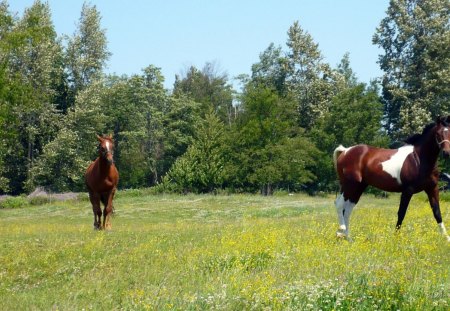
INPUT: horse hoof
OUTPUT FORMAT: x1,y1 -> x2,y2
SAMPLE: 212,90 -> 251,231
336,231 -> 347,239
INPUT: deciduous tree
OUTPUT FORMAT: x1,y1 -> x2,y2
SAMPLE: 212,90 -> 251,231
373,0 -> 450,139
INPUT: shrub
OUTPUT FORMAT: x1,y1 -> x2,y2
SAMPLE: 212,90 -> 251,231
0,196 -> 29,209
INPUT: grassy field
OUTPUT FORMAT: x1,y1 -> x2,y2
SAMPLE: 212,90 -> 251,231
0,191 -> 449,310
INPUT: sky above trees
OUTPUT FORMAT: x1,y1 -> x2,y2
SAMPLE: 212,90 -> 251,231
9,0 -> 389,89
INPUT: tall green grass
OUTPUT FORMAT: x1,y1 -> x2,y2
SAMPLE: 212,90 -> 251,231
0,192 -> 448,310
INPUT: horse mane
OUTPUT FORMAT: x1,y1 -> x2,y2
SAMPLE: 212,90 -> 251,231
404,122 -> 435,146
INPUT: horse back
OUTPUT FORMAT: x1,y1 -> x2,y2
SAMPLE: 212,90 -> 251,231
336,144 -> 405,192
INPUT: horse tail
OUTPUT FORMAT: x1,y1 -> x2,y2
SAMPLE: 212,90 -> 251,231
333,145 -> 347,170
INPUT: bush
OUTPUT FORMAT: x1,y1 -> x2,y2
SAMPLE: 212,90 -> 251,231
28,196 -> 51,206
0,196 -> 29,209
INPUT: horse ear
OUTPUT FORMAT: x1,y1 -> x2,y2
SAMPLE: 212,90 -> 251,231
437,116 -> 450,126
96,134 -> 103,142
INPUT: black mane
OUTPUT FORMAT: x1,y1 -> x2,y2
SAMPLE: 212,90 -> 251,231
404,122 -> 435,146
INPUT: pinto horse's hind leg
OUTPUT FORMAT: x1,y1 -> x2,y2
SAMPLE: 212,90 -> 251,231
335,194 -> 353,238
335,183 -> 366,239
89,191 -> 102,230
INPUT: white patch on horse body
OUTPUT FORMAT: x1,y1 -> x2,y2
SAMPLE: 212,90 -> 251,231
381,145 -> 414,185
105,141 -> 110,152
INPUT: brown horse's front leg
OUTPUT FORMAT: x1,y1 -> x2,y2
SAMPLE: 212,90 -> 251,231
103,188 -> 116,230
89,191 -> 102,230
425,186 -> 450,242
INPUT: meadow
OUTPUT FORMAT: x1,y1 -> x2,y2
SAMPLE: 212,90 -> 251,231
0,191 -> 449,310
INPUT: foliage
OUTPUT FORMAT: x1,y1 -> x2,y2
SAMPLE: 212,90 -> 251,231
373,0 -> 450,139
166,110 -> 226,193
66,2 -> 110,100
27,130 -> 89,192
0,196 -> 28,208
225,84 -> 319,194
1,2 -> 448,195
286,21 -> 347,130
173,62 -> 234,124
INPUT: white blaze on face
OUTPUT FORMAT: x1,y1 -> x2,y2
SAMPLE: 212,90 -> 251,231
105,141 -> 110,152
381,145 -> 414,185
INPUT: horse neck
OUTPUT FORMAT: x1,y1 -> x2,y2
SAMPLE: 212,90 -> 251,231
416,129 -> 440,168
97,156 -> 113,174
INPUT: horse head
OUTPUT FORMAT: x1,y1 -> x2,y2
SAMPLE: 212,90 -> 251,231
96,134 -> 115,165
436,116 -> 450,158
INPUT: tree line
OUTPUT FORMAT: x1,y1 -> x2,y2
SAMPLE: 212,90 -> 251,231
0,0 -> 448,195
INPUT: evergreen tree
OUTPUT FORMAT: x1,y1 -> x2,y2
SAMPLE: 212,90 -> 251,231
166,110 -> 226,193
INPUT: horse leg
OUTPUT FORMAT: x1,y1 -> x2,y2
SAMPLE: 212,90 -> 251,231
89,191 -> 102,230
335,193 -> 350,238
103,189 -> 116,230
396,190 -> 413,230
425,186 -> 450,242
100,193 -> 108,230
335,183 -> 366,239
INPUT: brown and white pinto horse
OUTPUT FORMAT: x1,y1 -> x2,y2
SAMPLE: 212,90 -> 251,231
85,135 -> 119,230
333,116 -> 450,241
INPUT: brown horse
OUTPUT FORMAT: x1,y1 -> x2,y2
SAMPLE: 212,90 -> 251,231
333,116 -> 450,241
85,134 -> 119,230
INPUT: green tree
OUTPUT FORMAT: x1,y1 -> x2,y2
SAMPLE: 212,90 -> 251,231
101,66 -> 168,188
227,84 -> 318,194
166,110 -> 226,193
173,62 -> 234,125
285,21 -> 346,130
251,43 -> 289,95
373,0 -> 450,139
66,2 -> 110,107
1,1 -> 63,193
337,52 -> 358,88
161,95 -> 201,177
28,80 -> 108,192
0,1 -> 15,192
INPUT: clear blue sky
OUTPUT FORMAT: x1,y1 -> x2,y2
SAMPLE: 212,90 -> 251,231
9,0 -> 390,90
